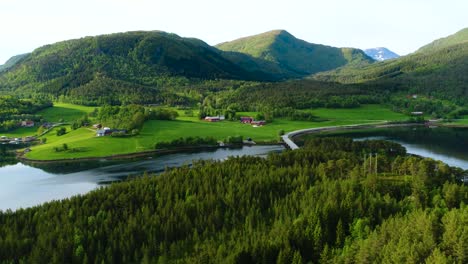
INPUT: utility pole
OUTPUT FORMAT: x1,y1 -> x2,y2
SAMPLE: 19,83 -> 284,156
375,153 -> 378,175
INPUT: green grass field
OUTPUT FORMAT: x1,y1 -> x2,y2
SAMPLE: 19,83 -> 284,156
24,104 -> 408,160
1,127 -> 38,138
1,103 -> 97,138
38,103 -> 97,122
310,105 -> 408,121
450,116 -> 468,125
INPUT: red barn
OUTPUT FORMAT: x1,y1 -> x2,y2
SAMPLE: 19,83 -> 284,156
240,117 -> 254,123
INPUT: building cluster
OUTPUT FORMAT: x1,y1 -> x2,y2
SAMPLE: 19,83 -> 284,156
203,115 -> 267,127
0,135 -> 36,145
240,117 -> 266,126
93,124 -> 127,137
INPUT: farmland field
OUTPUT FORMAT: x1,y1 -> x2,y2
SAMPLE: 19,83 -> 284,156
25,104 -> 408,160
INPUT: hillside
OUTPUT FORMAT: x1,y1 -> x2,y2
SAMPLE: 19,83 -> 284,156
417,27 -> 468,53
313,28 -> 468,105
0,53 -> 29,72
217,30 -> 374,76
0,31 -> 287,104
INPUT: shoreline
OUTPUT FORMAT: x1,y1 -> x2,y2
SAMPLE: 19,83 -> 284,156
18,143 -> 285,164
17,120 -> 465,164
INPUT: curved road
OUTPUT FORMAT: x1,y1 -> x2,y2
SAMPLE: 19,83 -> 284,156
281,122 -> 414,150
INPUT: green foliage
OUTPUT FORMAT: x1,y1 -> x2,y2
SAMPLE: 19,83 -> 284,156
0,31 -> 283,106
217,30 -> 374,76
218,80 -> 382,112
56,127 -> 66,136
97,105 -> 146,131
224,135 -> 243,144
155,136 -> 218,149
0,96 -> 51,132
146,107 -> 179,121
0,138 -> 466,263
417,27 -> 468,53
0,53 -> 28,72
313,34 -> 468,106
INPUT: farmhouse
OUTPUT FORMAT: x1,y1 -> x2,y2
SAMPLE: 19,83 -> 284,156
204,115 -> 225,122
411,112 -> 424,115
205,116 -> 220,122
96,129 -> 113,137
251,121 -> 266,126
20,120 -> 35,127
97,127 -> 111,137
96,128 -> 127,137
240,117 -> 254,123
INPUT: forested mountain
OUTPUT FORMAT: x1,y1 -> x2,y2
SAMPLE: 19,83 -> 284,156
313,28 -> 468,105
1,138 -> 466,263
217,30 -> 374,76
0,53 -> 28,72
0,31 -> 288,104
417,28 -> 468,53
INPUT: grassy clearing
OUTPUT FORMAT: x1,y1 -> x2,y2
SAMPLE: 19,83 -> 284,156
1,127 -> 38,138
25,104 -> 408,160
38,103 -> 97,122
450,116 -> 468,125
2,103 -> 97,138
309,105 -> 408,121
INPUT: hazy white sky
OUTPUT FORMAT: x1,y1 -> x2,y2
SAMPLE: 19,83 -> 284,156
0,0 -> 467,64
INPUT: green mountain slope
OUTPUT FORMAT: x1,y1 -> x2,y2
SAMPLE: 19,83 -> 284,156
417,28 -> 468,53
0,31 -> 284,100
313,28 -> 468,105
0,53 -> 29,72
217,30 -> 374,76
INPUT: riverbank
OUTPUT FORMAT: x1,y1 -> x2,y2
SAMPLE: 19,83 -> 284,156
18,143 -> 284,164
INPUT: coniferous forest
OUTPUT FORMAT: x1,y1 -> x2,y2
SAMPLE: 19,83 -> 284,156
0,138 -> 466,263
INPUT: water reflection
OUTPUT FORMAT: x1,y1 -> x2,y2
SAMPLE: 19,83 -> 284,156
307,126 -> 468,169
0,145 -> 284,211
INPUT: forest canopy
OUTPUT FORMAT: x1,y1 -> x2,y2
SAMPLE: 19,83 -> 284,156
0,137 -> 466,263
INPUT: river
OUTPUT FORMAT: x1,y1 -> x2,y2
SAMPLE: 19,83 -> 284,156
298,126 -> 468,170
0,145 -> 284,211
2,126 -> 467,211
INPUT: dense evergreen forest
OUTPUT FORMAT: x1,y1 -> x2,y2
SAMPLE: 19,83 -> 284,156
1,138 -> 466,263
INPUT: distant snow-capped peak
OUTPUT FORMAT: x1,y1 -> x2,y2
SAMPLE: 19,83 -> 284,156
364,47 -> 399,61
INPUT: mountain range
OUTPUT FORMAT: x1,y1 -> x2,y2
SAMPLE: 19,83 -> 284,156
1,27 -> 467,105
313,27 -> 468,103
364,47 -> 399,61
0,30 -> 371,96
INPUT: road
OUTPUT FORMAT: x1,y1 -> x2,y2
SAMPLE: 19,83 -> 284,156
280,122 -> 411,149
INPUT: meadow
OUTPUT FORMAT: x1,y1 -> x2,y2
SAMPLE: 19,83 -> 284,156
38,103 -> 97,122
24,104 -> 408,160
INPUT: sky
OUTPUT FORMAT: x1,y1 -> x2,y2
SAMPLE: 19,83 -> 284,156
0,0 -> 467,64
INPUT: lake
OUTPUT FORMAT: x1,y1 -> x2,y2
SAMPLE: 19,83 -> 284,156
2,126 -> 467,211
0,145 -> 284,211
298,126 -> 468,170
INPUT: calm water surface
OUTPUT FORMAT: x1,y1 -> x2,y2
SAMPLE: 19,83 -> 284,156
2,126 -> 467,211
0,145 -> 284,211
304,126 -> 468,169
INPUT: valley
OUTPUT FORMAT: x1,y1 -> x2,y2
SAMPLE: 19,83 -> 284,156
0,23 -> 467,263
8,103 -> 407,161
